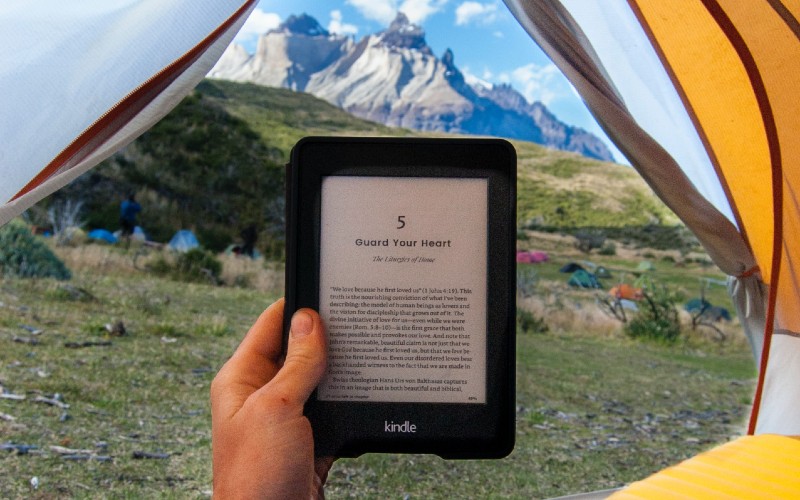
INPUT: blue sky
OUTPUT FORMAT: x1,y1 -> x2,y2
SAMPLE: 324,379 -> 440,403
233,0 -> 625,162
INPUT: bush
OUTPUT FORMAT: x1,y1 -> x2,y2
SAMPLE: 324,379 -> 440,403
574,229 -> 606,253
0,221 -> 71,280
175,249 -> 223,284
146,248 -> 222,285
517,308 -> 549,334
598,242 -> 617,256
624,283 -> 683,343
516,267 -> 540,298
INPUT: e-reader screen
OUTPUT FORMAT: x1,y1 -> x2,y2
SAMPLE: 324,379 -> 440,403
318,176 -> 488,404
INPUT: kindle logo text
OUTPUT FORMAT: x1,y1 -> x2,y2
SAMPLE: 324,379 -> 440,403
384,420 -> 417,433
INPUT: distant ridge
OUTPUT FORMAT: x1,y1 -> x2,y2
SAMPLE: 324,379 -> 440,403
210,13 -> 615,162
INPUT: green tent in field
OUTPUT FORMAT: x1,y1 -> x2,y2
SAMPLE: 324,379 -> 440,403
567,269 -> 601,289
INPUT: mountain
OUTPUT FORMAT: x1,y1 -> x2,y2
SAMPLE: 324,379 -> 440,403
209,13 -> 615,162
40,80 -> 674,257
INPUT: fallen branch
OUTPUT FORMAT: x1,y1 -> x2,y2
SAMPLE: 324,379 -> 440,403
64,340 -> 112,349
13,336 -> 39,345
132,451 -> 170,460
62,454 -> 112,462
33,395 -> 70,409
50,445 -> 94,455
1,443 -> 38,454
0,393 -> 25,401
18,324 -> 43,335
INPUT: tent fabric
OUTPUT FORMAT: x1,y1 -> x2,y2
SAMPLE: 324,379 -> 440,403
610,284 -> 643,301
559,262 -> 585,273
595,266 -> 612,279
516,250 -> 549,263
0,1 -> 257,227
503,0 -> 800,435
684,298 -> 712,314
609,434 -> 800,499
169,230 -> 200,252
568,269 -> 601,289
87,229 -> 118,244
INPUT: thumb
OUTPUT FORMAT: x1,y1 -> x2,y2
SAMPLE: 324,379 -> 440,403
267,308 -> 327,407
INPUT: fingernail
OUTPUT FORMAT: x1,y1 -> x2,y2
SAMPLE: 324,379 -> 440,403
291,311 -> 314,338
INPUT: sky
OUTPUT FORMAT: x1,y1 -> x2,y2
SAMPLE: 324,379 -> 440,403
233,0 -> 626,163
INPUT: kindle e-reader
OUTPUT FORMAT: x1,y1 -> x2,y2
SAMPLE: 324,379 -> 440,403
284,137 -> 516,459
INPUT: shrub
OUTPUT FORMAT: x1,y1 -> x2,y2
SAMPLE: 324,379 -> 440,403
516,267 -> 540,298
146,248 -> 223,285
598,242 -> 617,256
624,283 -> 683,343
574,229 -> 606,253
517,308 -> 549,334
175,249 -> 222,284
0,221 -> 71,280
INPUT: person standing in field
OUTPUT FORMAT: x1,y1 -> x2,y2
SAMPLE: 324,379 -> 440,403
119,193 -> 141,246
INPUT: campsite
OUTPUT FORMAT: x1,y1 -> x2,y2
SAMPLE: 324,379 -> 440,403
0,59 -> 763,500
0,91 -> 754,495
0,221 -> 755,497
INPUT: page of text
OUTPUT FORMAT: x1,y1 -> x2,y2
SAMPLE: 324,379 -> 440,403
318,176 -> 487,403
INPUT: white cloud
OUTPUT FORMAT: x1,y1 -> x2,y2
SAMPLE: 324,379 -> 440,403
328,10 -> 358,36
399,0 -> 448,24
508,63 -> 571,105
346,0 -> 447,25
234,8 -> 280,43
346,0 -> 397,24
455,1 -> 498,26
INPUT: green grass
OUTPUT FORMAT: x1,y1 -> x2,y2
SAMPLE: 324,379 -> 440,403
324,334 -> 753,498
0,249 -> 755,498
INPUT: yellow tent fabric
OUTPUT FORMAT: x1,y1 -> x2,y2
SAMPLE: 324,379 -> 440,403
609,434 -> 800,499
504,0 -> 800,436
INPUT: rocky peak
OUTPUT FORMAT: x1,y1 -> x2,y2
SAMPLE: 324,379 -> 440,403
278,14 -> 329,37
378,12 -> 431,53
477,83 -> 530,111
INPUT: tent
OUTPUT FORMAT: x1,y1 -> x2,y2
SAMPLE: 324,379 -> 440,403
516,250 -> 549,263
594,266 -> 612,279
568,269 -> 601,289
685,298 -> 713,314
87,229 -> 118,244
132,226 -> 148,242
705,306 -> 732,323
559,262 -> 585,273
0,1 -> 256,227
503,0 -> 798,437
168,230 -> 200,252
610,284 -> 643,301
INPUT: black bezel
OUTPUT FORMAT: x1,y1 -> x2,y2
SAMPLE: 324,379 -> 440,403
284,136 -> 516,459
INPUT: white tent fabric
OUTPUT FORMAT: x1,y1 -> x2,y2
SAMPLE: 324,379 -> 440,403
0,0 -> 256,226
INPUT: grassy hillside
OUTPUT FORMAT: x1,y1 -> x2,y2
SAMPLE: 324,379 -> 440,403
37,79 -> 689,254
196,79 -> 400,158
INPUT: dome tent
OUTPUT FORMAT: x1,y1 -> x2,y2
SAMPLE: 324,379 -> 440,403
168,230 -> 200,253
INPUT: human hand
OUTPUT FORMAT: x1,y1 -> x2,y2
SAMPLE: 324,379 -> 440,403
211,298 -> 334,499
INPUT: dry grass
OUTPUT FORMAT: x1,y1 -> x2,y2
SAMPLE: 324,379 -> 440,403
54,244 -> 283,294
